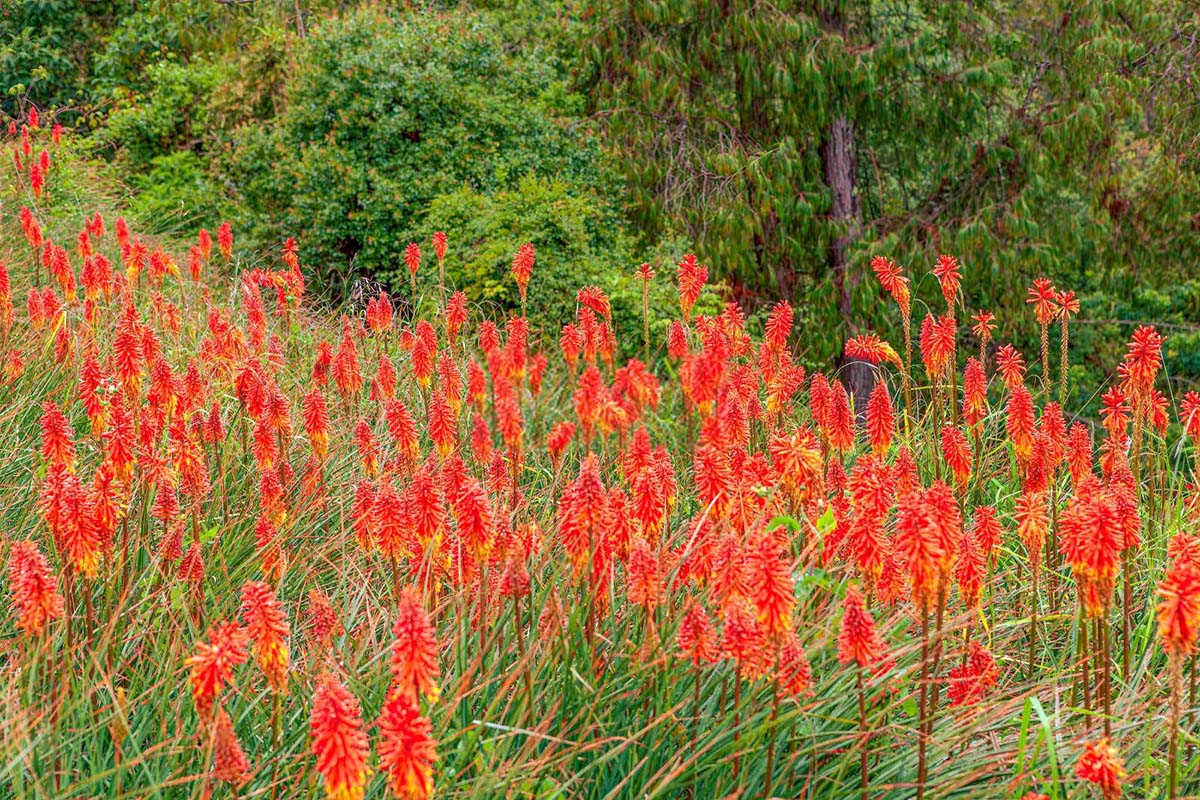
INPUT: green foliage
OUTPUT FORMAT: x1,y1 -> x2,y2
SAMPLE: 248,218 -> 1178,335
103,56 -> 230,165
228,7 -> 619,304
0,0 -> 127,115
125,150 -> 227,235
582,0 -> 1200,375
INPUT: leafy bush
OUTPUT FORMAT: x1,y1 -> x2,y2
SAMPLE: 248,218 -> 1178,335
0,0 -> 127,115
424,175 -> 719,358
125,150 -> 226,235
228,7 -> 618,302
103,57 -> 230,165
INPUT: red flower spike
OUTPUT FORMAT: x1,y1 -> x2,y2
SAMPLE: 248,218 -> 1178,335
7,540 -> 65,635
185,621 -> 249,714
837,584 -> 887,667
309,676 -> 370,800
389,586 -> 440,703
377,691 -> 437,800
240,581 -> 290,695
1075,738 -> 1124,800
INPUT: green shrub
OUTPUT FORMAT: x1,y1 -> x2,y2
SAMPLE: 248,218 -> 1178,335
126,150 -> 226,235
227,7 -> 617,302
103,57 -> 229,165
0,0 -> 127,116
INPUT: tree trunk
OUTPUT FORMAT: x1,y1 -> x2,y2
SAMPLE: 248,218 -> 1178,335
823,114 -> 874,417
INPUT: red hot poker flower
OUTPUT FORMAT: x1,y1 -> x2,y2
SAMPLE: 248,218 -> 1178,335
1075,737 -> 1124,800
390,586 -> 440,703
405,242 -> 421,280
870,256 -> 909,316
865,381 -> 894,456
185,621 -> 249,714
310,675 -> 370,800
217,221 -> 233,261
764,301 -> 792,352
676,253 -> 707,321
932,254 -> 961,309
377,691 -> 437,800
947,639 -> 998,707
7,540 -> 65,635
1026,278 -> 1058,326
240,581 -> 290,695
1158,558 -> 1200,657
837,584 -> 887,668
511,242 -> 534,304
970,310 -> 996,344
213,706 -> 251,786
677,601 -> 719,665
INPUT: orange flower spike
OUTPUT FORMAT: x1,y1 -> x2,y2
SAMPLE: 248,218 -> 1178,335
1005,383 -> 1036,462
1075,737 -> 1125,800
303,389 -> 330,462
940,425 -> 971,489
627,535 -> 662,612
870,255 -> 910,316
305,589 -> 342,655
427,390 -> 457,458
775,631 -> 813,697
511,242 -> 534,305
445,291 -> 468,346
389,586 -> 440,703
7,540 -> 65,635
954,521 -> 985,610
453,478 -> 494,560
947,639 -> 998,707
377,692 -> 438,800
837,584 -> 887,667
409,460 -> 447,546
353,420 -> 379,478
56,473 -> 102,578
240,581 -> 290,695
748,529 -> 795,638
78,354 -> 106,432
1158,558 -> 1200,657
971,310 -> 996,344
217,221 -> 233,262
557,453 -> 609,572
961,357 -> 988,427
895,490 -> 946,609
692,444 -> 733,518
185,621 -> 249,714
333,325 -> 363,397
676,253 -> 707,322
1099,386 -> 1130,442
765,300 -> 793,352
677,601 -> 719,665
932,254 -> 961,310
1014,491 -> 1049,568
768,427 -> 823,501
366,291 -> 394,334
1026,278 -> 1058,327
404,242 -> 421,282
1121,325 -> 1163,404
213,706 -> 252,786
721,597 -> 767,678
994,344 -> 1026,390
845,334 -> 901,368
40,400 -> 75,472
373,480 -> 412,561
864,381 -> 894,456
309,676 -> 371,800
826,379 -> 855,452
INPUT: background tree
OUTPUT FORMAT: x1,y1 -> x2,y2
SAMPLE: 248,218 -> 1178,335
582,1 -> 1200,403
